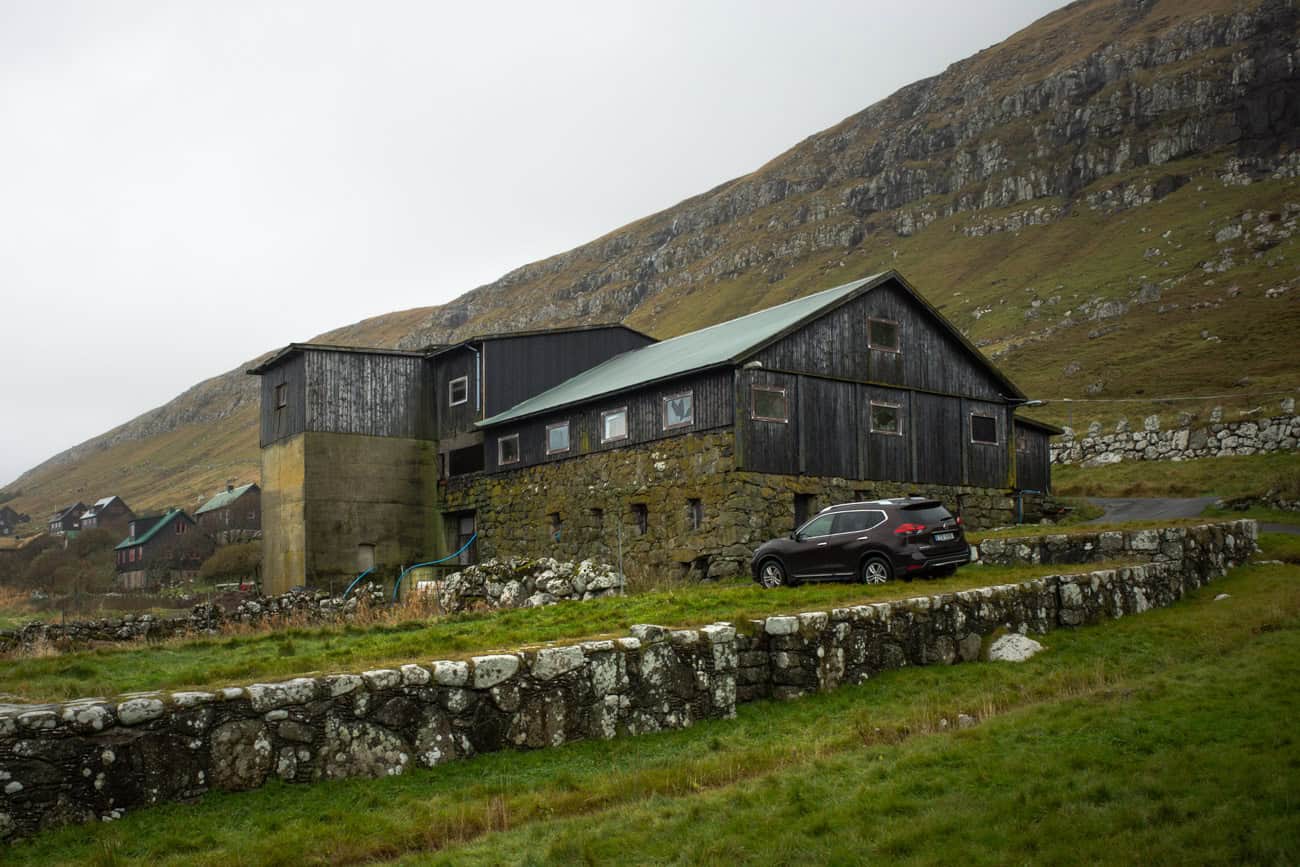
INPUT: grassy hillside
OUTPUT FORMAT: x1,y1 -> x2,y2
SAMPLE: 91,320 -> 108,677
2,0 -> 1297,522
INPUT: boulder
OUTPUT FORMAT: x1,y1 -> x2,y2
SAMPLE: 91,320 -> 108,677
988,633 -> 1044,662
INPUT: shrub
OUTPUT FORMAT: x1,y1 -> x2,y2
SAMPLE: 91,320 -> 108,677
198,541 -> 262,584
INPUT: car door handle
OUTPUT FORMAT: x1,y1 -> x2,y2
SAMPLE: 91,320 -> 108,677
817,542 -> 828,547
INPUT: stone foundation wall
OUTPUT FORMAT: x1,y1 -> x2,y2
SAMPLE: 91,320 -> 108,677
971,523 -> 1249,568
0,520 -> 1255,842
443,431 -> 1040,584
1051,406 -> 1300,467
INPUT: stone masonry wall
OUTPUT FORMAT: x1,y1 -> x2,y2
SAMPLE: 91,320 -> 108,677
443,431 -> 1040,584
1051,402 -> 1299,467
0,520 -> 1255,841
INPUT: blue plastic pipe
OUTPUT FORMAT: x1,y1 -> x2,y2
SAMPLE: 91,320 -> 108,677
392,533 -> 478,602
340,567 -> 374,601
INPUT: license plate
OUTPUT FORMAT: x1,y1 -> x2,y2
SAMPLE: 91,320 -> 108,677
933,532 -> 955,542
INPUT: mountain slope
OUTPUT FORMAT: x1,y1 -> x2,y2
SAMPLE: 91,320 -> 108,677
5,0 -> 1299,521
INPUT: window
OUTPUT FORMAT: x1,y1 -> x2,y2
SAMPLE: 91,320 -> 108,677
631,503 -> 648,535
870,402 -> 903,436
357,543 -> 375,571
548,513 -> 562,541
590,507 -> 604,523
868,317 -> 900,352
546,421 -> 570,455
662,391 -> 694,430
601,408 -> 628,443
448,376 -> 469,407
274,383 -> 288,409
971,413 -> 999,445
751,385 -> 788,423
454,512 -> 477,565
831,510 -> 887,535
1016,429 -> 1030,453
798,513 -> 834,538
688,498 -> 703,530
498,434 -> 520,465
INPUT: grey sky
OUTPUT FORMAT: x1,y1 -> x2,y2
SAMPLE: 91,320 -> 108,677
0,0 -> 1064,487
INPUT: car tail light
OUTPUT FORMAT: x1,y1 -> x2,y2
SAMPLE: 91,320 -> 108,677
955,516 -> 964,526
894,522 -> 926,536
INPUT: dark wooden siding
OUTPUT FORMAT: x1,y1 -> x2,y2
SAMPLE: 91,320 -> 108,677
483,328 -> 654,417
751,279 -> 1006,401
964,399 -> 1011,489
483,369 -> 734,472
799,377 -> 855,478
860,385 -> 911,481
259,353 -> 306,447
737,369 -> 800,475
1014,421 -> 1052,493
433,347 -> 480,439
912,392 -> 962,485
304,350 -> 432,440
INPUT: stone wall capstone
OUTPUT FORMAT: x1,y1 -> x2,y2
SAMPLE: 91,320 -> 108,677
0,520 -> 1255,842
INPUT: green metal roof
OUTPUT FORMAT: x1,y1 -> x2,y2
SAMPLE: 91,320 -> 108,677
195,483 -> 257,516
479,274 -> 885,427
115,509 -> 189,550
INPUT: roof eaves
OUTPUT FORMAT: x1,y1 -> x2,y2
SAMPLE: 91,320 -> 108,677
1015,415 -> 1065,435
115,509 -> 189,550
247,343 -> 426,375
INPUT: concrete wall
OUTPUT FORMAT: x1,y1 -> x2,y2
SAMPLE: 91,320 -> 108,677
443,431 -> 1041,583
0,520 -> 1256,842
262,432 -> 442,594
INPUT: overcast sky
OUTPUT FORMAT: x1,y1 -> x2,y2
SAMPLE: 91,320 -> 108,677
0,0 -> 1064,487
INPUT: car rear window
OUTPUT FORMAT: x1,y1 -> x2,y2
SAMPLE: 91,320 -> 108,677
903,506 -> 953,525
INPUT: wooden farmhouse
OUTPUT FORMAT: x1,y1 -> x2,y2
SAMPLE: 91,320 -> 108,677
250,271 -> 1058,593
114,509 -> 213,590
48,503 -> 86,536
195,483 -> 262,543
0,506 -> 29,537
78,496 -> 136,537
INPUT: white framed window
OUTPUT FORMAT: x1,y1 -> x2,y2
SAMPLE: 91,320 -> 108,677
662,391 -> 694,430
867,317 -> 901,352
601,407 -> 628,443
448,376 -> 469,407
971,413 -> 999,445
870,401 -> 903,436
546,421 -> 571,455
497,434 -> 520,465
751,385 -> 788,423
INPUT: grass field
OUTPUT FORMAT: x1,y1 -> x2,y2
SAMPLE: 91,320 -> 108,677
1053,451 -> 1300,499
8,537 -> 1296,865
0,560 -> 1107,703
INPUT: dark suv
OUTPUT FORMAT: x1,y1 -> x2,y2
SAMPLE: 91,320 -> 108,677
751,497 -> 970,588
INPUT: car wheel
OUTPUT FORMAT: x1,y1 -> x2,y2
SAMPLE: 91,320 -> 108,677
758,558 -> 788,589
860,554 -> 892,585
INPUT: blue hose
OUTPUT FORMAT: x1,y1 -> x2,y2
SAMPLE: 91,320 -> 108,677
392,533 -> 478,602
341,567 -> 374,601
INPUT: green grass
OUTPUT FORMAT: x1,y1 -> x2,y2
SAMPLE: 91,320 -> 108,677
1259,530 -> 1300,564
1055,451 -> 1300,500
1202,504 -> 1300,526
0,561 -> 1106,703
9,541 -> 1297,865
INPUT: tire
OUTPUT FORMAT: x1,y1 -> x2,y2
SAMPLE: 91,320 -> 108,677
860,554 -> 893,585
757,558 -> 788,589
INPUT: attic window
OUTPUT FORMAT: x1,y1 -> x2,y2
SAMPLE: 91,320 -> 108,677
601,408 -> 629,443
868,317 -> 900,352
870,401 -> 903,436
274,383 -> 288,409
546,421 -> 570,455
971,413 -> 999,445
662,391 -> 694,430
448,376 -> 469,407
751,385 -> 788,423
498,434 -> 520,465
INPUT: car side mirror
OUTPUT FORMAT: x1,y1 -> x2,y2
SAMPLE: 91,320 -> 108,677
793,532 -> 804,542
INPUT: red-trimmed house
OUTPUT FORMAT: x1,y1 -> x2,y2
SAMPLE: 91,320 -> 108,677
114,510 -> 214,590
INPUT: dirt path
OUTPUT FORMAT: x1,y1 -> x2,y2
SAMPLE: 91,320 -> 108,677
1087,497 -> 1300,535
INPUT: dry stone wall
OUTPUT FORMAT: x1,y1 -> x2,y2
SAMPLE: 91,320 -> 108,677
1051,403 -> 1299,467
443,431 -> 1039,584
0,520 -> 1255,842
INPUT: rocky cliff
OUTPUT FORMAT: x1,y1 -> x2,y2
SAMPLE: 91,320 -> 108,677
6,0 -> 1299,518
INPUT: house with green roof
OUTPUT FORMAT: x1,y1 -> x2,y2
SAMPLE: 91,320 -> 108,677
195,482 -> 261,543
250,270 -> 1057,592
114,509 -> 213,590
